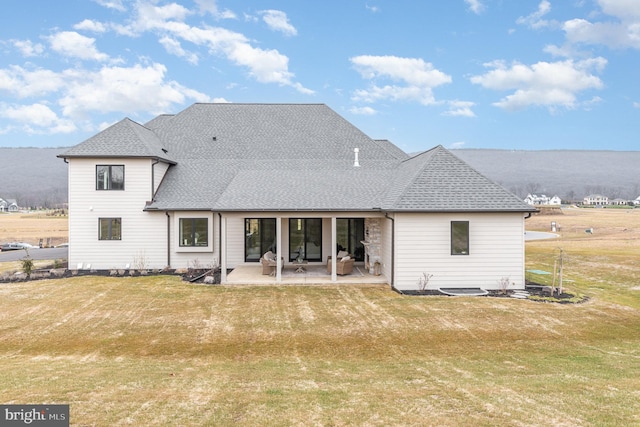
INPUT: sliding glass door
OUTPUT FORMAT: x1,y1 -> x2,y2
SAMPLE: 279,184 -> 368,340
289,218 -> 322,261
336,218 -> 365,261
245,218 -> 276,262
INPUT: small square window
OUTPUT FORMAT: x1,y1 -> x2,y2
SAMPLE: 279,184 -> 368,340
99,218 -> 121,240
451,221 -> 469,255
96,165 -> 124,190
179,218 -> 208,247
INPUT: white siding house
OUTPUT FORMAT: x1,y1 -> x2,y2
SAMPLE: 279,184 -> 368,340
392,212 -> 525,290
583,194 -> 609,206
60,103 -> 536,291
67,158 -> 171,270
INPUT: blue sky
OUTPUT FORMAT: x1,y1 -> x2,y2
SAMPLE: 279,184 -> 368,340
1,0 -> 639,152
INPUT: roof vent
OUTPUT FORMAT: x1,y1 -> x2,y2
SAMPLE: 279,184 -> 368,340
353,147 -> 360,167
212,136 -> 217,141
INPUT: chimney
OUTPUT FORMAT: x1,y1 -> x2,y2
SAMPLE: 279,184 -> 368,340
353,147 -> 360,167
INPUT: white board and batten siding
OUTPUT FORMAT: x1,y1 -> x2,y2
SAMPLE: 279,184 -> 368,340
68,158 -> 169,270
393,212 -> 526,291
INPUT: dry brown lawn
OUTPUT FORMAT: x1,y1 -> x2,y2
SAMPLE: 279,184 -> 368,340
0,212 -> 68,247
0,207 -> 639,426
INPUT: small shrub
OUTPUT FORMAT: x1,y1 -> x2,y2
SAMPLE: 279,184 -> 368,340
21,250 -> 34,279
497,276 -> 511,294
417,272 -> 434,293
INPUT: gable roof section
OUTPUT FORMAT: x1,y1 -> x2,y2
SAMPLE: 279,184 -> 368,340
58,118 -> 175,164
384,145 -> 535,212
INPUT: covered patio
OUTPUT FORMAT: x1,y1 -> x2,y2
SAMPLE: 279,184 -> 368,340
225,263 -> 388,285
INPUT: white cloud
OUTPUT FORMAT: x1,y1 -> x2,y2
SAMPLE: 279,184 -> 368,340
465,0 -> 485,15
470,58 -> 607,111
443,100 -> 476,117
260,10 -> 297,36
74,19 -> 107,33
563,17 -> 640,49
349,106 -> 377,115
59,63 -> 212,118
366,4 -> 380,13
159,36 -> 199,64
0,66 -> 64,98
47,31 -> 109,62
598,0 -> 640,20
550,0 -> 640,49
194,0 -> 236,19
0,103 -> 76,134
0,62 -> 212,134
516,0 -> 552,29
350,55 -> 451,105
12,39 -> 44,57
94,0 -> 127,12
449,141 -> 466,149
125,1 -> 311,93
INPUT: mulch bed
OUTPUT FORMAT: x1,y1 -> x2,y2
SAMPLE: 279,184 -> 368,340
397,283 -> 588,304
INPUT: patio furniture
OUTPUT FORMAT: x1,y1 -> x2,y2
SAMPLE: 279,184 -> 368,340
292,260 -> 308,273
260,251 -> 283,276
326,255 -> 355,275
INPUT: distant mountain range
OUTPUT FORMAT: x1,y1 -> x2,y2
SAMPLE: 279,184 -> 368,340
451,149 -> 640,201
1,147 -> 639,207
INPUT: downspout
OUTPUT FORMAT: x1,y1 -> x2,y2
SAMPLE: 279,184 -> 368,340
218,213 -> 222,270
166,211 -> 171,268
384,213 -> 395,290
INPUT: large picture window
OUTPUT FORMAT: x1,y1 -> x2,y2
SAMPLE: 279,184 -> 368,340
451,221 -> 469,255
179,218 -> 208,247
245,218 -> 276,262
336,218 -> 365,261
289,218 -> 322,262
96,165 -> 124,190
99,218 -> 121,240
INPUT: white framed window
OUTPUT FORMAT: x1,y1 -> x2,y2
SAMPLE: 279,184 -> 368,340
99,218 -> 121,240
96,165 -> 124,190
179,218 -> 209,247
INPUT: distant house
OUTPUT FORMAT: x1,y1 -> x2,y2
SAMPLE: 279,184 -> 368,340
0,198 -> 19,212
610,198 -> 629,206
583,194 -> 609,206
635,196 -> 640,206
58,103 -> 536,291
524,194 -> 561,206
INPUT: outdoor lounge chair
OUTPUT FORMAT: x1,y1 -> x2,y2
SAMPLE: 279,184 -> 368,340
260,251 -> 283,275
326,255 -> 355,275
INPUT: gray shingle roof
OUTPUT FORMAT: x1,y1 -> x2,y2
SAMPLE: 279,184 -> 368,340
58,118 -> 175,164
61,103 -> 534,213
385,146 -> 535,211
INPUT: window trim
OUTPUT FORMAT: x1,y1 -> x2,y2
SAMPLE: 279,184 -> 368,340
179,218 -> 209,247
98,218 -> 121,241
451,221 -> 469,255
96,165 -> 125,191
